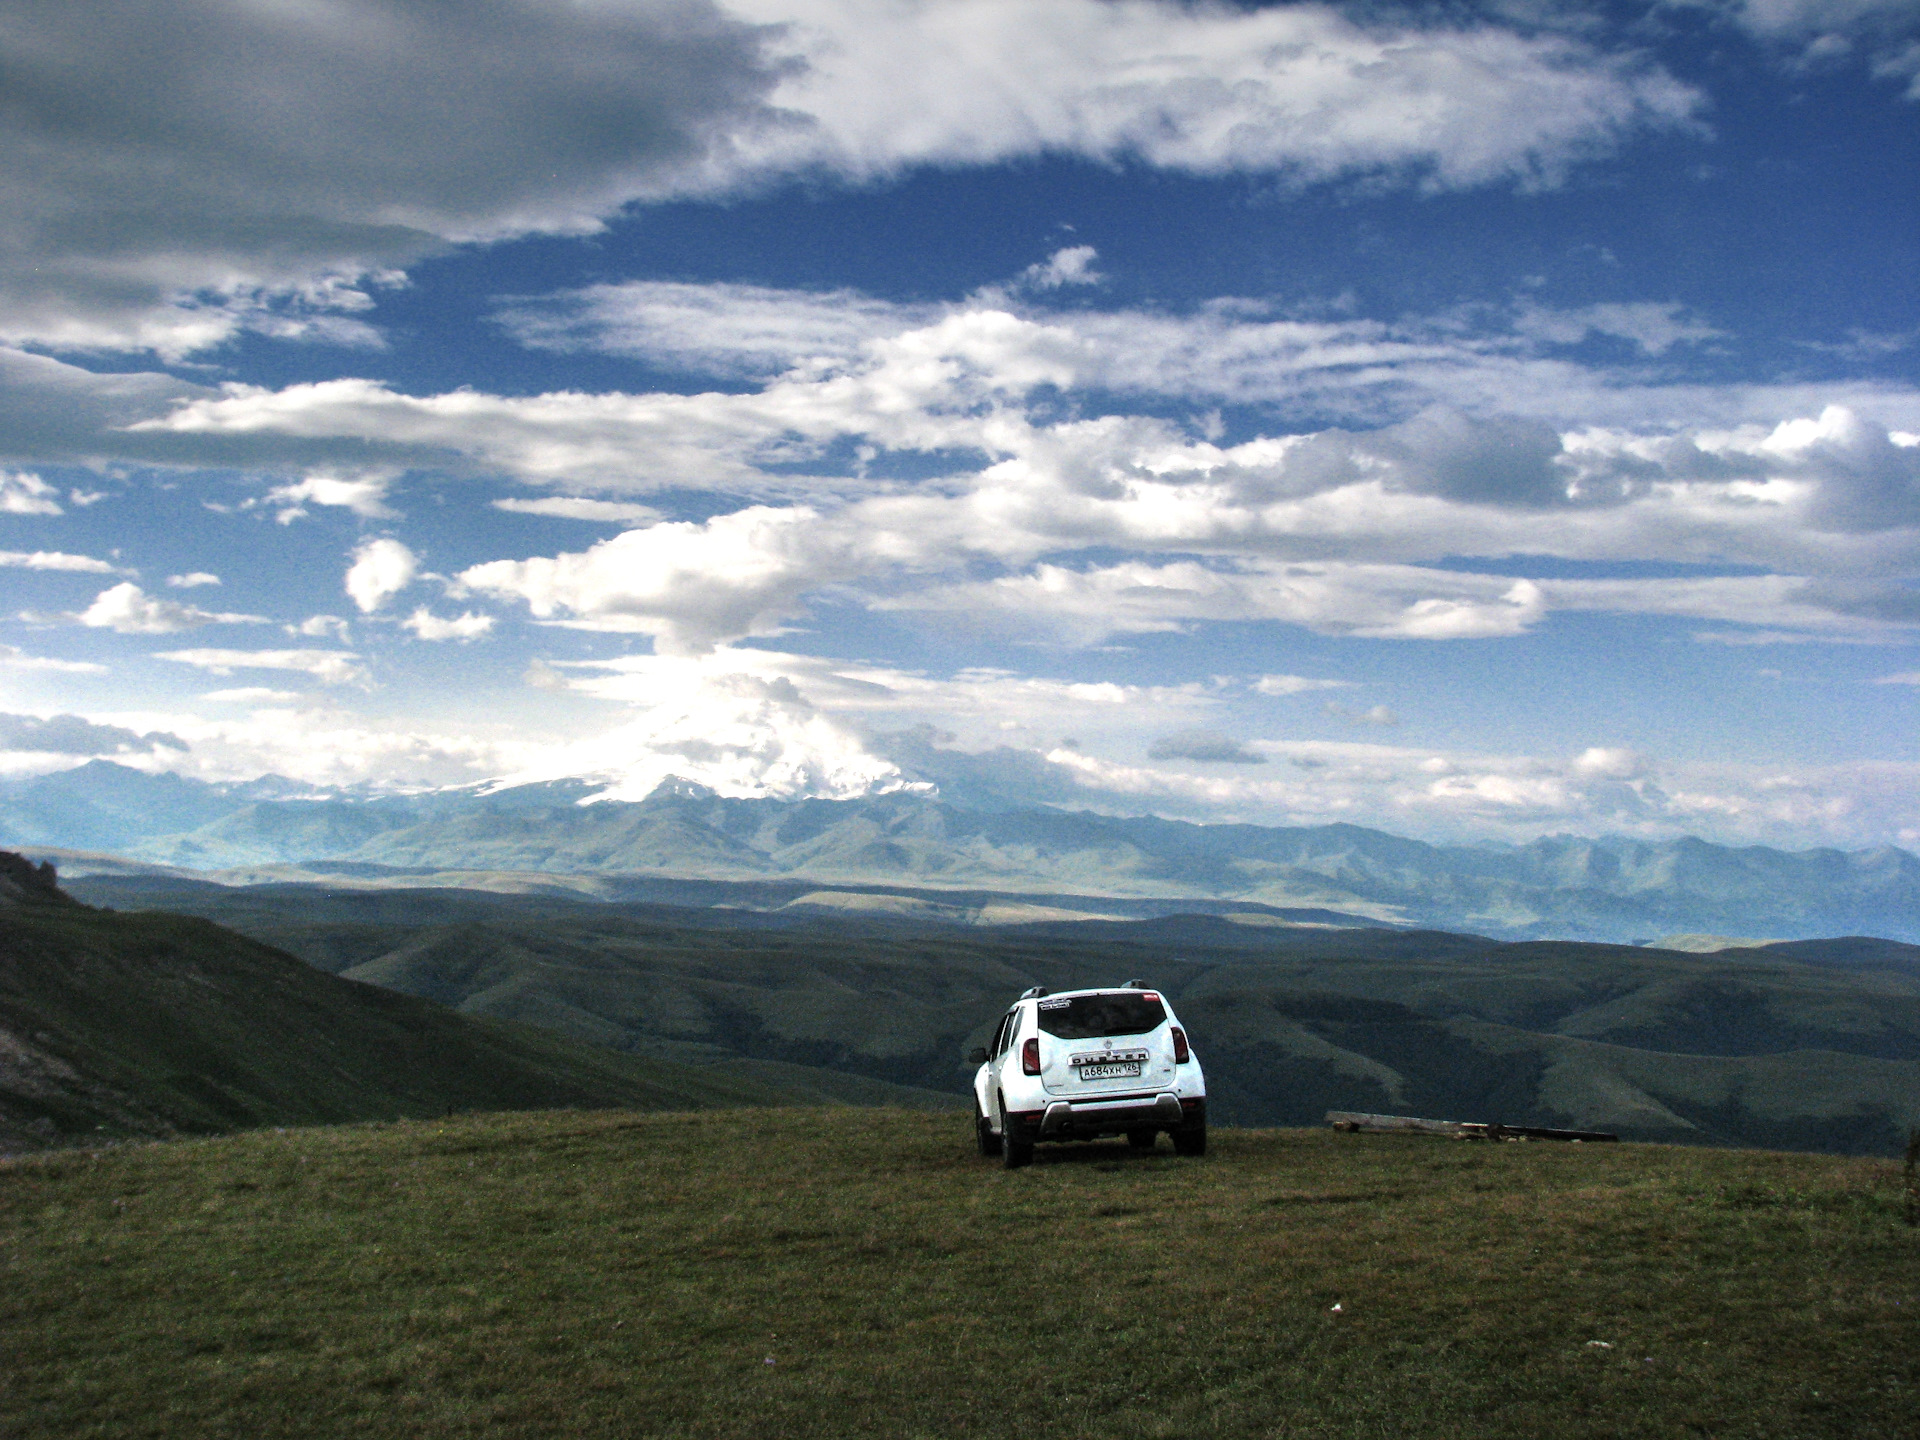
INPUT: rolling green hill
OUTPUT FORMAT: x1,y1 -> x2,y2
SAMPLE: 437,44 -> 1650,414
4,1107 -> 1916,1439
66,874 -> 1920,1154
0,874 -> 955,1155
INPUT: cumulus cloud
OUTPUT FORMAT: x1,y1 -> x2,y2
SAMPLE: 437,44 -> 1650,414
0,711 -> 185,756
1018,246 -> 1102,291
401,608 -> 496,642
258,473 -> 398,523
152,647 -> 370,686
287,615 -> 351,640
1147,729 -> 1266,764
166,572 -> 220,588
76,582 -> 263,635
0,470 -> 62,514
495,670 -> 923,803
460,507 -> 864,653
1573,746 -> 1653,780
146,294 -> 1920,652
344,538 -> 419,614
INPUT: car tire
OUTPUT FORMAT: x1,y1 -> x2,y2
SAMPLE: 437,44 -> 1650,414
1127,1128 -> 1157,1150
1172,1119 -> 1207,1156
976,1100 -> 1003,1157
998,1095 -> 1032,1170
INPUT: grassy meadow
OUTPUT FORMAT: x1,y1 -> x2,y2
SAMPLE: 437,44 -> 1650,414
4,1107 -> 1917,1439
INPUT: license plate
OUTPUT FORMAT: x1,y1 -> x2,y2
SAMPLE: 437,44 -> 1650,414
1076,1061 -> 1143,1080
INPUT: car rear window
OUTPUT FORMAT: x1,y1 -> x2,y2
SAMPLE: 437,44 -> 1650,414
1035,993 -> 1167,1039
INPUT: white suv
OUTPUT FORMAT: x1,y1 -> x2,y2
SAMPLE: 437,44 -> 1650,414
968,982 -> 1207,1169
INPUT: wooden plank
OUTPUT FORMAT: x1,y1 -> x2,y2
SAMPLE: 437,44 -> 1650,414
1326,1111 -> 1471,1136
1326,1111 -> 1617,1143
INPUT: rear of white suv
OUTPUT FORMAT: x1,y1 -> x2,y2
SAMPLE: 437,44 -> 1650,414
969,983 -> 1206,1169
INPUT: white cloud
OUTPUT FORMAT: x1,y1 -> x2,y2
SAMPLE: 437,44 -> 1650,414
1019,732 -> 1920,849
148,304 -> 1920,652
1018,246 -> 1102,291
152,648 -> 370,687
0,1 -> 1696,360
68,702 -> 520,789
1874,671 -> 1920,684
166,572 -> 220,588
727,0 -> 1698,190
1253,673 -> 1353,696
344,538 -> 419,614
401,608 -> 496,642
1,550 -> 124,574
553,647 -> 1225,750
494,669 -> 923,803
76,582 -> 263,635
201,687 -> 305,704
0,645 -> 106,674
461,507 -> 865,653
289,614 -> 351,640
497,280 -> 936,378
0,470 -> 62,514
492,497 -> 663,523
1512,301 -> 1722,354
1573,746 -> 1653,780
258,472 -> 398,523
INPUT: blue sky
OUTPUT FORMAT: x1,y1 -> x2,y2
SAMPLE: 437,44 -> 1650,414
1,0 -> 1917,850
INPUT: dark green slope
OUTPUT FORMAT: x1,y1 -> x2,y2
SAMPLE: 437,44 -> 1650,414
0,903 -> 816,1154
43,875 -> 1920,1153
307,903 -> 1920,1152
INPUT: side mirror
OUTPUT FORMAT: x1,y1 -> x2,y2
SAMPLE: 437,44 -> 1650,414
966,1047 -> 989,1065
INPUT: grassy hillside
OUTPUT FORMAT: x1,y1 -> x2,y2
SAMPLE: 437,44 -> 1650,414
62,879 -> 1920,1154
4,1108 -> 1917,1439
0,902 -> 951,1155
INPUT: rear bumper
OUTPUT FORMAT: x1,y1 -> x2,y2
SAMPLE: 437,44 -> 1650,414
1008,1093 -> 1206,1142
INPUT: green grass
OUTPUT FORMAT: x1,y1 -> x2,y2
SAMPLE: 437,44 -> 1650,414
4,1109 -> 1917,1439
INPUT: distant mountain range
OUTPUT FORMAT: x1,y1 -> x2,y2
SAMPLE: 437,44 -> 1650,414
5,760 -> 1917,944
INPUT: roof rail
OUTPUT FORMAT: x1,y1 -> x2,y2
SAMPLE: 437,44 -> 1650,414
1121,978 -> 1147,989
1019,985 -> 1049,1000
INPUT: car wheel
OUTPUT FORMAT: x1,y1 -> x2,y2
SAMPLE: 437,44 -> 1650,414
998,1095 -> 1033,1170
1172,1118 -> 1207,1157
1127,1128 -> 1157,1150
975,1099 -> 1003,1157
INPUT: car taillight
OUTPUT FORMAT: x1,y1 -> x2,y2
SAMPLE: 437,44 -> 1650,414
1171,1026 -> 1190,1063
1021,1037 -> 1041,1075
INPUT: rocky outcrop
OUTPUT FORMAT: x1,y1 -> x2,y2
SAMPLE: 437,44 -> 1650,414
0,852 -> 78,907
